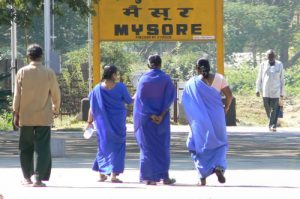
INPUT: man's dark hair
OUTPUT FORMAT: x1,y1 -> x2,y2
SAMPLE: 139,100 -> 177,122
266,49 -> 275,56
102,64 -> 118,80
27,44 -> 43,60
147,54 -> 162,69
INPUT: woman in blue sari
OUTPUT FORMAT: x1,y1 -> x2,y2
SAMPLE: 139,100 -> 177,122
87,64 -> 132,183
182,58 -> 232,186
133,55 -> 176,185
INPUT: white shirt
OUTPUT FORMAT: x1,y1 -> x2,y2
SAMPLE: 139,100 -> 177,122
256,60 -> 285,98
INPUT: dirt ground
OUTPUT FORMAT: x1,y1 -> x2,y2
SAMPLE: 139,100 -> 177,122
279,97 -> 300,127
235,95 -> 300,128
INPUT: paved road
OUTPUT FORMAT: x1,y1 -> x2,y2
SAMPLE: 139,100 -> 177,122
0,126 -> 299,199
1,126 -> 299,169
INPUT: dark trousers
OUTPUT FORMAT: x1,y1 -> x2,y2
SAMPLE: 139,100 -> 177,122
19,126 -> 52,181
263,97 -> 279,129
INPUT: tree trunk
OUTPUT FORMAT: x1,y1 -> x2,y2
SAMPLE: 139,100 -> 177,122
287,51 -> 300,68
252,47 -> 257,67
279,40 -> 289,68
138,42 -> 154,58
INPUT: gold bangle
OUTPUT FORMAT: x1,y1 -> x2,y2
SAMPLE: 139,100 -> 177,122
87,121 -> 93,124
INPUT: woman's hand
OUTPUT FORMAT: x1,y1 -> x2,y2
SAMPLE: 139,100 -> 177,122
13,113 -> 20,128
221,86 -> 233,114
150,115 -> 163,124
224,105 -> 230,114
84,122 -> 94,131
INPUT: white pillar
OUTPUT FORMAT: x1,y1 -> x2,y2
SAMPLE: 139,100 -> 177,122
44,0 -> 51,67
51,0 -> 56,46
10,9 -> 17,95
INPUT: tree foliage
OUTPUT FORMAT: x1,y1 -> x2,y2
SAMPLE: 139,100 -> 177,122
21,4 -> 90,53
225,0 -> 300,67
58,47 -> 89,114
0,0 -> 99,26
0,0 -> 99,51
225,2 -> 282,65
1,0 -> 300,67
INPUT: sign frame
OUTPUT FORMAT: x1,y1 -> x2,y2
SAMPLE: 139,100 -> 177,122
92,0 -> 224,85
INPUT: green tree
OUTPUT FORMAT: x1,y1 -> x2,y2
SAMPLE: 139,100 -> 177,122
0,0 -> 99,48
21,3 -> 90,53
225,2 -> 282,66
225,0 -> 300,67
100,42 -> 143,84
59,47 -> 89,114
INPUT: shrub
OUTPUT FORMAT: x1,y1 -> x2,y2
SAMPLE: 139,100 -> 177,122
225,64 -> 258,95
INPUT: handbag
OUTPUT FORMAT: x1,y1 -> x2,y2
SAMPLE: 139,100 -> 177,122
277,106 -> 283,118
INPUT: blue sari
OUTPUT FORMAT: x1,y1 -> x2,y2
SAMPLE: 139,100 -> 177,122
133,69 -> 176,182
89,82 -> 132,175
181,76 -> 228,179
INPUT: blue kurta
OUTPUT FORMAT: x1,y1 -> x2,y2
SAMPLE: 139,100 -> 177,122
89,82 -> 132,175
133,69 -> 176,182
181,76 -> 228,179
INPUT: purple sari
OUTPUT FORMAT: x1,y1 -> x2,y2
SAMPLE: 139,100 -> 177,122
133,69 -> 176,182
89,82 -> 132,175
181,76 -> 228,178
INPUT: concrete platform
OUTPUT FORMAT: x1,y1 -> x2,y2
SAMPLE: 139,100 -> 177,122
0,168 -> 299,199
0,125 -> 300,199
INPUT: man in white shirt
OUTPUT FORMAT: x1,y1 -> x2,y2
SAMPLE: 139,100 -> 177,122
256,49 -> 285,132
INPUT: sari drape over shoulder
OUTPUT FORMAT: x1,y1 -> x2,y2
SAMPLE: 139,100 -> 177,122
182,76 -> 228,178
89,83 -> 132,175
133,69 -> 176,181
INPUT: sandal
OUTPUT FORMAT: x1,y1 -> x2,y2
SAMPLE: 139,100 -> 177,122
111,178 -> 123,183
32,181 -> 46,187
214,167 -> 226,183
21,178 -> 33,186
98,174 -> 108,182
197,178 -> 206,186
145,180 -> 157,185
163,178 -> 176,185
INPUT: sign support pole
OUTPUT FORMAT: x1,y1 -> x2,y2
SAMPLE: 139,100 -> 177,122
216,0 -> 224,75
92,3 -> 101,86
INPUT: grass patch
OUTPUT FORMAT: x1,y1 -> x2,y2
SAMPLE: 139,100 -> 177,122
234,94 -> 268,126
0,112 -> 13,131
53,115 -> 86,131
1,96 -> 299,131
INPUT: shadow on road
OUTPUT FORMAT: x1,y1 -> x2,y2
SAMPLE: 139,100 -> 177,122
1,129 -> 300,169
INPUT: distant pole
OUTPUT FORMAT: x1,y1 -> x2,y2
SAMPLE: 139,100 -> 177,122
10,7 -> 17,95
44,0 -> 51,67
51,0 -> 56,47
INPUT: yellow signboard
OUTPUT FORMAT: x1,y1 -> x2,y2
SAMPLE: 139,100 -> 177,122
97,0 -> 217,41
92,0 -> 224,85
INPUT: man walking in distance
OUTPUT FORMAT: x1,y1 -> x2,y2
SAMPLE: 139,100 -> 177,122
13,44 -> 61,187
256,49 -> 285,132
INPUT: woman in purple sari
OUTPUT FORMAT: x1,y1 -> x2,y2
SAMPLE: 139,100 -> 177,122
182,58 -> 232,186
133,55 -> 176,185
86,64 -> 132,183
